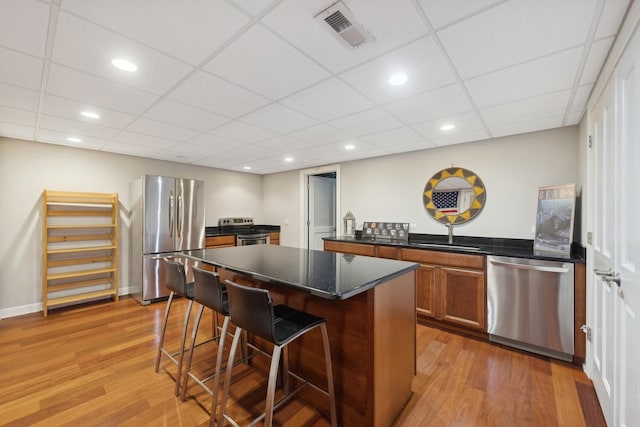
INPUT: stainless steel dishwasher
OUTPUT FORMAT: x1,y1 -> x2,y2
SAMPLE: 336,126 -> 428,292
487,256 -> 575,361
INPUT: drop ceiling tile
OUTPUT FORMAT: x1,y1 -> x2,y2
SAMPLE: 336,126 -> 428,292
144,99 -> 229,133
323,138 -> 381,155
0,82 -> 40,111
384,84 -> 473,125
38,129 -> 108,150
204,24 -> 330,100
46,64 -> 159,114
289,124 -> 352,144
61,0 -> 251,65
185,133 -> 248,151
53,12 -> 193,95
481,90 -> 571,129
211,144 -> 280,163
256,135 -> 312,152
99,141 -> 158,157
0,122 -> 34,140
168,71 -> 270,118
580,37 -> 615,85
0,0 -> 49,57
114,130 -> 177,150
280,78 -> 374,122
328,108 -> 403,137
262,0 -> 428,73
240,103 -> 318,134
431,129 -> 490,146
417,0 -> 505,29
438,0 -> 597,79
571,84 -> 594,112
43,95 -> 136,129
0,105 -> 36,127
465,47 -> 582,108
360,126 -> 424,148
412,111 -> 485,139
39,114 -> 120,140
209,120 -> 275,143
229,0 -> 276,16
595,0 -> 631,39
386,139 -> 437,154
340,37 -> 456,104
566,111 -> 585,125
125,117 -> 200,142
0,46 -> 43,90
152,142 -> 221,164
291,145 -> 341,162
490,115 -> 564,138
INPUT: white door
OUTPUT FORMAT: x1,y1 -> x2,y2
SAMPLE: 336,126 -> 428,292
612,29 -> 640,427
307,175 -> 336,250
589,24 -> 640,427
589,80 -> 617,426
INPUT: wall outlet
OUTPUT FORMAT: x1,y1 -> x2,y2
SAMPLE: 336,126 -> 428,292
284,218 -> 289,225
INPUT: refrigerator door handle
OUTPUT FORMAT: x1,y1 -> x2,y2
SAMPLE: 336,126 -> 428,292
169,191 -> 174,238
177,191 -> 183,238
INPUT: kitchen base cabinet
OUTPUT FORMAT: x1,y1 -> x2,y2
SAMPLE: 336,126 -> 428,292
439,267 -> 485,330
205,234 -> 235,248
323,240 -> 376,256
416,265 -> 437,319
269,231 -> 280,245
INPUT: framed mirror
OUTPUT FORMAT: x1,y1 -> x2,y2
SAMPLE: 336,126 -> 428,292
423,167 -> 486,225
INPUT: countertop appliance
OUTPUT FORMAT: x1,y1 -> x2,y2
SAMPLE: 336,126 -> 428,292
487,255 -> 575,361
219,217 -> 269,245
130,175 -> 205,304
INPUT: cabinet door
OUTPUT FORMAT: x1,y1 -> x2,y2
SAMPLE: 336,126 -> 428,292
323,241 -> 375,256
416,264 -> 437,320
439,267 -> 485,330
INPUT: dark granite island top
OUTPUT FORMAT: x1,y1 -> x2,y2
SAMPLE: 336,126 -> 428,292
183,245 -> 418,299
182,244 -> 418,427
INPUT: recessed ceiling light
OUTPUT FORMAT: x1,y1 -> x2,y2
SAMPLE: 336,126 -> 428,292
284,157 -> 293,162
440,124 -> 455,131
345,144 -> 355,150
67,137 -> 82,143
80,111 -> 100,119
111,58 -> 138,72
243,166 -> 252,170
388,73 -> 408,86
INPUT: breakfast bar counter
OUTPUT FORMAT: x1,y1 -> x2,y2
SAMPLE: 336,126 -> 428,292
183,245 -> 418,427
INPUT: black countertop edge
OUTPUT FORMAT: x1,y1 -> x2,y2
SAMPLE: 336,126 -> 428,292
325,233 -> 586,264
206,225 -> 281,236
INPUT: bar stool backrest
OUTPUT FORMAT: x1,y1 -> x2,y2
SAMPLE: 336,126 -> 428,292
224,280 -> 275,343
163,258 -> 188,295
192,267 -> 228,315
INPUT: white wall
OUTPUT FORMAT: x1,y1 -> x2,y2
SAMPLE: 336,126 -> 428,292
264,126 -> 580,244
0,137 -> 262,316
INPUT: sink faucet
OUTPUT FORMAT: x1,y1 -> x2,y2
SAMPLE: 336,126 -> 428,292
446,223 -> 454,244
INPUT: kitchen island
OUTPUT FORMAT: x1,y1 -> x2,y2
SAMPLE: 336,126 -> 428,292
183,245 -> 418,427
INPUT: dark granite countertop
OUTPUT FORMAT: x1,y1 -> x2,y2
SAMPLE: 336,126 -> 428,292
205,225 -> 280,237
324,233 -> 586,264
182,245 -> 418,300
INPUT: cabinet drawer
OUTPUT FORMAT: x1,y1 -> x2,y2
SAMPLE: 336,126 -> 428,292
376,245 -> 398,259
205,235 -> 236,248
324,241 -> 376,256
400,248 -> 484,270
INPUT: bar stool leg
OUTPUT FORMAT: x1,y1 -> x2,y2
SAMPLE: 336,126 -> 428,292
321,324 -> 337,427
181,303 -> 205,401
218,326 -> 243,427
208,315 -> 229,427
174,299 -> 194,396
264,345 -> 283,427
155,291 -> 175,373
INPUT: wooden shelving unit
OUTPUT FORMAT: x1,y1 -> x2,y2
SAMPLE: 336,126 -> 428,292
42,190 -> 119,316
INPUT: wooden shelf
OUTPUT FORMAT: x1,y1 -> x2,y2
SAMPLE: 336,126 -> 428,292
42,190 -> 119,316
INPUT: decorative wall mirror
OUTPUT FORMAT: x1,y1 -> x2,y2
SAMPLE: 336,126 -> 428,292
423,167 -> 486,225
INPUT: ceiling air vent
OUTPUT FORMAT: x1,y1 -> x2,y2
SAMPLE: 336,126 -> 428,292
314,1 -> 373,49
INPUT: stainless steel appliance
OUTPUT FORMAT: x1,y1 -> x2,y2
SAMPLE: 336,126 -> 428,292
487,255 -> 575,361
219,217 -> 269,245
130,175 -> 205,304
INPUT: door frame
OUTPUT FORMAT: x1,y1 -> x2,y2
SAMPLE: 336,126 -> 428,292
299,164 -> 341,249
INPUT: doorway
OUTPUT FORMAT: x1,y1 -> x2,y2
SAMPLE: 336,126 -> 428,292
300,165 -> 340,250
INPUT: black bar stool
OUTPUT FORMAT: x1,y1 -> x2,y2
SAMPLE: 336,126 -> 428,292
155,258 -> 195,396
181,267 -> 232,421
218,279 -> 338,427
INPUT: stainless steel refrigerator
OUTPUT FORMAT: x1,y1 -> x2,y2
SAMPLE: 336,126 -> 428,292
129,175 -> 205,304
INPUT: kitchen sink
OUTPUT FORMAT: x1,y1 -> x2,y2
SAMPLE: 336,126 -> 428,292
411,243 -> 482,251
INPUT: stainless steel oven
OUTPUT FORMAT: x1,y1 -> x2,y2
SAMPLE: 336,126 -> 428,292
219,217 -> 270,246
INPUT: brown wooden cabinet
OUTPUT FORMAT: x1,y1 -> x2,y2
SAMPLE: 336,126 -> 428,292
205,234 -> 235,248
323,240 -> 376,256
399,248 -> 486,335
269,231 -> 280,245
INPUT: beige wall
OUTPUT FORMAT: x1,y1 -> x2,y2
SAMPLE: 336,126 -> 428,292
0,137 -> 263,316
264,126 -> 580,244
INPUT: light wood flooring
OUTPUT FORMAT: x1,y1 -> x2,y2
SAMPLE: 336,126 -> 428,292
0,296 -> 605,426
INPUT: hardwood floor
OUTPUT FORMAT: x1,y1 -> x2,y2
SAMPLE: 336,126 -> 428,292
0,296 -> 605,426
